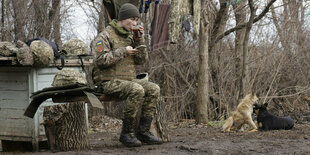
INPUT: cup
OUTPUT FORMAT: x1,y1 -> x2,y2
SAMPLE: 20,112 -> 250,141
132,26 -> 142,39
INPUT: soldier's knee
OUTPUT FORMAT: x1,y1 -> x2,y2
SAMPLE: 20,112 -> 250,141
149,84 -> 160,97
130,83 -> 145,97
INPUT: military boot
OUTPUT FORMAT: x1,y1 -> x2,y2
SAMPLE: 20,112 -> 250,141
119,117 -> 142,147
136,117 -> 163,145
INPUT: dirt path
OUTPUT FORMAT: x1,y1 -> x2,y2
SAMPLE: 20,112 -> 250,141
2,120 -> 310,155
83,122 -> 310,155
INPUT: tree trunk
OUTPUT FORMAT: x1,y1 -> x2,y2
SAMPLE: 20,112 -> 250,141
97,2 -> 105,33
33,0 -> 49,38
1,0 -> 4,40
196,0 -> 209,124
12,0 -> 27,41
271,0 -> 305,54
233,0 -> 247,105
52,0 -> 62,46
209,0 -> 229,94
241,0 -> 255,94
1,0 -> 9,41
208,0 -> 229,119
43,102 -> 89,152
151,97 -> 170,142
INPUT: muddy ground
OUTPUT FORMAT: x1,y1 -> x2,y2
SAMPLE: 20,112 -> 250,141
1,118 -> 310,155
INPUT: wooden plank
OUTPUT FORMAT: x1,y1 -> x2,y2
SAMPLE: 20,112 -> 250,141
0,135 -> 32,142
0,56 -> 93,66
0,95 -> 29,109
0,67 -> 31,72
0,71 -> 28,81
0,108 -> 33,138
0,57 -> 17,65
0,67 -> 32,140
0,108 -> 29,119
0,57 -> 15,61
53,58 -> 93,66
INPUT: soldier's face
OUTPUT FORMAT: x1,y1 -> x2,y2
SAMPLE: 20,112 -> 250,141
120,17 -> 138,31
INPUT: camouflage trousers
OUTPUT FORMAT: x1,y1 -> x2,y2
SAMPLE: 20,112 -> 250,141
102,79 -> 160,119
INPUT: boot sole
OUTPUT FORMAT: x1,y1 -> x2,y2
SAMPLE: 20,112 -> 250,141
120,140 -> 142,147
143,141 -> 163,145
122,143 -> 142,147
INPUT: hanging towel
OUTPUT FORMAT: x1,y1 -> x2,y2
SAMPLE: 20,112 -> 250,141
150,4 -> 170,51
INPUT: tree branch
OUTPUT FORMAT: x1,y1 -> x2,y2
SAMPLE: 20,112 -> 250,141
214,0 -> 277,44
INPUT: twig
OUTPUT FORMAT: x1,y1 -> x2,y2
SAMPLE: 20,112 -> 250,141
262,54 -> 285,103
262,87 -> 310,99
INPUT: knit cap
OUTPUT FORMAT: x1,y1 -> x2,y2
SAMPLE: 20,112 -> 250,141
118,3 -> 139,21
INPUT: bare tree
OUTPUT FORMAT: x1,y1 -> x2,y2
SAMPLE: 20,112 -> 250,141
196,0 -> 209,124
12,0 -> 27,41
51,0 -> 62,46
1,0 -> 5,41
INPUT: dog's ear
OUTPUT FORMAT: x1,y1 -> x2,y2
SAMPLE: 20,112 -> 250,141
263,102 -> 268,107
253,103 -> 259,108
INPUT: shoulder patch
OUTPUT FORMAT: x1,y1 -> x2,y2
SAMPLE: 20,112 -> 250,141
96,41 -> 102,45
96,41 -> 103,53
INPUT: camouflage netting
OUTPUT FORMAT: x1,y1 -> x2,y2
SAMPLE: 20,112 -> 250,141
52,68 -> 87,87
0,42 -> 19,56
30,40 -> 54,67
61,38 -> 89,56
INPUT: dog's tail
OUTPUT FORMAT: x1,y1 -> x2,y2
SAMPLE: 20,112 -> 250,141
222,116 -> 233,132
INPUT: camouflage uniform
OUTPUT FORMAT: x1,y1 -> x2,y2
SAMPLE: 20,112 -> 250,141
91,19 -> 159,119
92,3 -> 162,146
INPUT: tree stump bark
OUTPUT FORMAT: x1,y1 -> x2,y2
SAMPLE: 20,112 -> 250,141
152,97 -> 170,142
43,102 -> 89,152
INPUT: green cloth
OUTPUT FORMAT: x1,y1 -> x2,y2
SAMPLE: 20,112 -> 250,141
109,19 -> 130,36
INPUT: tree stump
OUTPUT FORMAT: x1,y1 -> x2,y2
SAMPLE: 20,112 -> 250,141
152,97 -> 170,142
43,102 -> 89,152
135,97 -> 170,142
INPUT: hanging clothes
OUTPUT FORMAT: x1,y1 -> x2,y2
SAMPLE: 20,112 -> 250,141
150,4 -> 170,51
139,0 -> 160,13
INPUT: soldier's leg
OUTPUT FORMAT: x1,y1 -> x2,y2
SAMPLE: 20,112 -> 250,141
132,79 -> 162,144
103,79 -> 145,118
102,79 -> 145,147
132,79 -> 159,118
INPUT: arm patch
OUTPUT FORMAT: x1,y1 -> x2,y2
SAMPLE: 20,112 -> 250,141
96,41 -> 103,54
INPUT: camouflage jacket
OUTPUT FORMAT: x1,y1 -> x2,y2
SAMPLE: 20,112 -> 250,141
91,20 -> 147,84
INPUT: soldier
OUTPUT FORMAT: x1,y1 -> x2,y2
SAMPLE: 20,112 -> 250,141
91,3 -> 162,147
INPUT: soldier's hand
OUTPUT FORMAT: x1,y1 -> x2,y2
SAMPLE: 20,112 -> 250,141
126,46 -> 139,55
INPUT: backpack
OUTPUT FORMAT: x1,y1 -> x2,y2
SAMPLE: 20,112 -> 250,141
26,38 -> 65,70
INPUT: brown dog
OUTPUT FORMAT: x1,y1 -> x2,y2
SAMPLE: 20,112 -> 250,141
222,93 -> 258,132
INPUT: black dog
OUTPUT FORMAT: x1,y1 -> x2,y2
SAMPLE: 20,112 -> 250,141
253,103 -> 294,131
